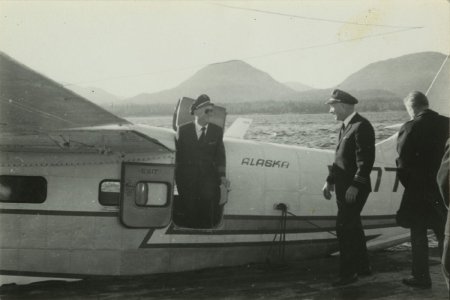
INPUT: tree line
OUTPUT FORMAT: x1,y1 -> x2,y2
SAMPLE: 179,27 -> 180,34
106,97 -> 404,117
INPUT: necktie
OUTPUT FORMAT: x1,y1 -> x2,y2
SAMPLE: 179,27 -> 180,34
339,123 -> 345,141
199,126 -> 206,143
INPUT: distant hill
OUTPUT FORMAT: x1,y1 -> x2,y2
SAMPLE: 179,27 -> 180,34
125,60 -> 297,104
339,52 -> 447,97
66,85 -> 123,106
283,81 -> 313,92
111,51 -> 448,116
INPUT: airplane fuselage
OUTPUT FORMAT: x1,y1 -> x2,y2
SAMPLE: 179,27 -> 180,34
0,125 -> 407,281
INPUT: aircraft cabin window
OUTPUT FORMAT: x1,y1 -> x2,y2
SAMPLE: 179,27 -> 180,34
0,175 -> 47,203
135,182 -> 168,207
99,180 -> 120,206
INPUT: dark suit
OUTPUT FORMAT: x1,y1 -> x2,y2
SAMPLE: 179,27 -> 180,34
396,109 -> 449,282
438,139 -> 449,292
326,113 -> 375,278
175,122 -> 226,228
437,139 -> 450,208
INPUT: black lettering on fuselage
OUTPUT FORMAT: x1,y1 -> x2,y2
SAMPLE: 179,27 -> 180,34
241,157 -> 289,169
241,158 -> 250,165
256,159 -> 265,167
326,165 -> 400,192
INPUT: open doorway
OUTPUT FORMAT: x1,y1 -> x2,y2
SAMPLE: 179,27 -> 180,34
172,97 -> 228,229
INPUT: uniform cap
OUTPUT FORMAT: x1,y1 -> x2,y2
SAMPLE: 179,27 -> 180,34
190,94 -> 214,114
326,89 -> 358,105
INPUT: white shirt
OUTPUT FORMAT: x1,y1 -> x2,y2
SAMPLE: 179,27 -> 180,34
343,111 -> 356,129
195,120 -> 208,139
175,121 -> 209,140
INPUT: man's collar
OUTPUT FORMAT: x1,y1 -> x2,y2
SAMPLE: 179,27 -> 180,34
343,111 -> 356,128
195,120 -> 208,131
414,108 -> 434,119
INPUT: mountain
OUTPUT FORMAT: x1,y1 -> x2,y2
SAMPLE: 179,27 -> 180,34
125,60 -> 297,104
339,52 -> 447,97
114,51 -> 448,116
283,81 -> 313,92
66,85 -> 123,106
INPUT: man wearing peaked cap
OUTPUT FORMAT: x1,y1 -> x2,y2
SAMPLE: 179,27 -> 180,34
326,89 -> 359,105
322,89 -> 375,286
190,94 -> 212,114
175,94 -> 228,229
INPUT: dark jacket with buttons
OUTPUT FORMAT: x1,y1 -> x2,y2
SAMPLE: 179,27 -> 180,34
175,122 -> 226,188
326,113 -> 375,192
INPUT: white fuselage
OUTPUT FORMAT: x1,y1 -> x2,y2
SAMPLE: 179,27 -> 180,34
0,125 -> 406,283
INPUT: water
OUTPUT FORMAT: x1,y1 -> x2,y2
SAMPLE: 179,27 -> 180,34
129,111 -> 409,149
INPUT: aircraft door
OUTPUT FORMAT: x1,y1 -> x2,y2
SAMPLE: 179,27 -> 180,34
172,97 -> 227,130
120,162 -> 175,228
171,96 -> 228,228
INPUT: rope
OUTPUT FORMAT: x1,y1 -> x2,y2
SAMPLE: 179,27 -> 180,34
266,203 -> 288,267
266,202 -> 339,267
286,211 -> 337,237
425,54 -> 449,96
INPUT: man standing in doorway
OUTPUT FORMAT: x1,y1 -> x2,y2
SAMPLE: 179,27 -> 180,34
175,94 -> 227,229
322,89 -> 375,286
396,91 -> 449,289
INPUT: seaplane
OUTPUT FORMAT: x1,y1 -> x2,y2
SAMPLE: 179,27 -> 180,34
0,51 -> 448,285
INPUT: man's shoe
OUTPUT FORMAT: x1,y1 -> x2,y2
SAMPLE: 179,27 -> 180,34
402,277 -> 431,289
357,266 -> 372,277
332,274 -> 358,287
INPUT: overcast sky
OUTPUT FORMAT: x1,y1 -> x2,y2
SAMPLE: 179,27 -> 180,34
1,0 -> 449,98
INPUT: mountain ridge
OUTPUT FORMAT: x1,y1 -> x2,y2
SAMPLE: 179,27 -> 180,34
121,52 -> 447,106
65,52 -> 448,113
125,60 -> 297,104
338,51 -> 447,97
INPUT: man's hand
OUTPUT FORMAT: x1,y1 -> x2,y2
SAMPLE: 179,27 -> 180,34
345,186 -> 359,203
322,182 -> 334,200
221,177 -> 231,190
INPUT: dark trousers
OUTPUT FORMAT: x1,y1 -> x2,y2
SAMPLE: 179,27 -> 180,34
335,186 -> 370,278
410,209 -> 445,281
175,167 -> 220,228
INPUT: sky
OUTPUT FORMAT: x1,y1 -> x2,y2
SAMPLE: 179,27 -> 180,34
0,0 -> 449,98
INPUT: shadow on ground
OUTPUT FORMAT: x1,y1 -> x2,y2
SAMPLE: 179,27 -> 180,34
1,248 -> 448,300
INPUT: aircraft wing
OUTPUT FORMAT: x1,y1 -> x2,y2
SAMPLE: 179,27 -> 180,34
0,52 -> 173,155
225,118 -> 252,139
384,124 -> 403,129
0,51 -> 129,135
0,125 -> 173,154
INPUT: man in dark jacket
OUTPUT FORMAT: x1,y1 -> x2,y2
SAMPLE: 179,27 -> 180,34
396,91 -> 449,289
322,89 -> 375,286
437,139 -> 449,294
175,94 -> 227,228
